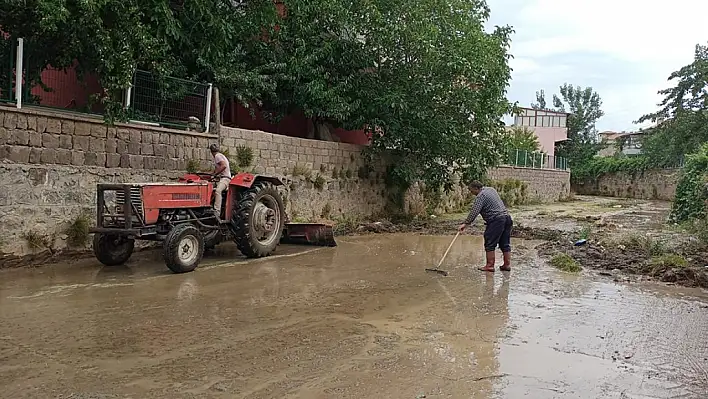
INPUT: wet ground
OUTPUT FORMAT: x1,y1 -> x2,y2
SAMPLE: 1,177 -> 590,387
2,234 -> 708,398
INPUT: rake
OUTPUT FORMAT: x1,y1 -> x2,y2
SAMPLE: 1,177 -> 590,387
425,232 -> 460,277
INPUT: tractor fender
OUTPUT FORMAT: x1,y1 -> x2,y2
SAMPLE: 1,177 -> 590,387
229,173 -> 284,188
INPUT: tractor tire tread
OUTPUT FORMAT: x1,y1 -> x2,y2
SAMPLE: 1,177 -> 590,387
231,182 -> 285,258
93,233 -> 134,266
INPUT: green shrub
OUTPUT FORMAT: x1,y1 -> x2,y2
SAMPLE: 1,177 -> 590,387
571,156 -> 650,184
186,159 -> 200,173
313,174 -> 326,191
66,215 -> 91,247
671,143 -> 708,223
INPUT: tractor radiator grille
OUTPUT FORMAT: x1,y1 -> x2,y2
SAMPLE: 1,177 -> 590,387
115,186 -> 144,217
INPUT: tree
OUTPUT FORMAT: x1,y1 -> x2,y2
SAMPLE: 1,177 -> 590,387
636,42 -> 708,167
0,0 -> 281,118
505,126 -> 541,152
356,0 -> 515,189
535,84 -> 605,168
531,89 -> 548,110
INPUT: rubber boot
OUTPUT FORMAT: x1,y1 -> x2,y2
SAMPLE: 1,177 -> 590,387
478,251 -> 496,272
500,251 -> 511,272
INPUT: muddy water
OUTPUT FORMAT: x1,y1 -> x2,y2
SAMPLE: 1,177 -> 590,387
1,234 -> 707,398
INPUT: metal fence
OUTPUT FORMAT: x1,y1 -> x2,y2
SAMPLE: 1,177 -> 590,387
127,70 -> 212,132
0,37 -> 17,104
2,38 -> 214,133
502,148 -> 569,171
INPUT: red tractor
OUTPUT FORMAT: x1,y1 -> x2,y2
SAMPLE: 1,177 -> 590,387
89,172 -> 336,273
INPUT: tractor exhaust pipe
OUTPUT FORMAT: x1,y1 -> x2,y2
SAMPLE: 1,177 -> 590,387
281,223 -> 337,247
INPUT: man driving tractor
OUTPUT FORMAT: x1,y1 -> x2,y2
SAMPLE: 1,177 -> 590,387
209,143 -> 231,220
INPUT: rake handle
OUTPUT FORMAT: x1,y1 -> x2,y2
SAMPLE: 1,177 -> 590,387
436,232 -> 460,268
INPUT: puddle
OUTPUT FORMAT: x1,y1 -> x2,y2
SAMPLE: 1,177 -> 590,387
0,234 -> 706,398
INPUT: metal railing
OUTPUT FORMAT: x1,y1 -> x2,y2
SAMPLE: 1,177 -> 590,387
2,38 -> 214,133
127,69 -> 212,132
502,148 -> 569,171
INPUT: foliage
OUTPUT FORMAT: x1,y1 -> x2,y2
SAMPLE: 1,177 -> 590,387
0,0 -> 281,122
636,43 -> 708,166
65,214 -> 91,247
2,0 -> 514,194
671,143 -> 708,223
649,254 -> 688,269
504,126 -> 540,152
21,230 -> 50,250
533,84 -> 605,169
357,0 -> 515,191
186,159 -> 200,174
489,179 -> 529,207
235,145 -> 254,168
571,155 -> 651,183
313,174 -> 326,191
550,253 -> 581,273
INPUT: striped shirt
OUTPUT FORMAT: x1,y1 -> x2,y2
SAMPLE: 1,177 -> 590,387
464,187 -> 509,224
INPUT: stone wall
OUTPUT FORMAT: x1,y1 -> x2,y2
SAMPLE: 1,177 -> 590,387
573,169 -> 679,201
0,107 -> 386,258
0,105 -> 570,261
488,166 -> 571,202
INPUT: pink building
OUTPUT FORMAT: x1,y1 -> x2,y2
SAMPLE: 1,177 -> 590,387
512,107 -> 569,157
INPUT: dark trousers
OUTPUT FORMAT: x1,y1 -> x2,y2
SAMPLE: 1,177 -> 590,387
483,215 -> 513,252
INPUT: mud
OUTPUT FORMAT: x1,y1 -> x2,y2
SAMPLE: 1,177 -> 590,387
2,234 -> 708,398
352,196 -> 708,289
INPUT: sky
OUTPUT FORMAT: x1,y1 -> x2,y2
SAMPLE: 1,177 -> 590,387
486,0 -> 708,132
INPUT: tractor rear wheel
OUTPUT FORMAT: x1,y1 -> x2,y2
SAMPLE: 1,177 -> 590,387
163,223 -> 205,273
231,182 -> 285,258
93,233 -> 135,266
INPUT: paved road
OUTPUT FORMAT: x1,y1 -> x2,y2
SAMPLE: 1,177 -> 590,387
1,234 -> 707,398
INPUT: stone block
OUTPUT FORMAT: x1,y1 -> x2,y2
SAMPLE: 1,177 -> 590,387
166,145 -> 176,158
128,142 -> 141,155
91,124 -> 107,138
76,122 -> 94,136
142,131 -> 153,144
120,153 -> 130,168
0,112 -> 3,127
61,120 -> 75,134
159,133 -> 169,144
257,141 -> 269,150
116,129 -> 130,141
154,144 -> 167,157
40,148 -> 57,163
106,153 -> 121,168
151,133 -> 160,144
7,146 -> 30,163
59,135 -> 73,149
107,127 -> 117,139
73,136 -> 90,152
89,137 -> 106,152
106,138 -> 117,153
9,130 -> 29,145
141,143 -> 154,155
57,149 -> 72,165
84,152 -> 97,166
165,158 -> 177,171
154,156 -> 166,170
0,127 -> 7,144
260,149 -> 271,159
16,114 -> 28,129
42,134 -> 60,149
129,130 -> 142,143
36,117 -> 48,133
29,148 -> 41,163
28,132 -> 42,147
116,140 -> 127,154
3,112 -> 17,129
96,153 -> 107,167
129,154 -> 144,169
71,151 -> 85,166
0,145 -> 8,159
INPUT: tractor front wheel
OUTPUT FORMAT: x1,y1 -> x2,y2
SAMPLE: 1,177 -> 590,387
163,223 -> 205,273
93,233 -> 135,266
232,182 -> 285,258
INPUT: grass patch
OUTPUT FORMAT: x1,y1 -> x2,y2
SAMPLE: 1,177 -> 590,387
313,174 -> 326,191
66,215 -> 91,247
649,254 -> 688,268
292,164 -> 312,179
550,253 -> 582,272
235,145 -> 254,168
22,230 -> 50,250
321,203 -> 332,219
333,214 -> 361,236
186,159 -> 200,173
616,233 -> 667,256
578,225 -> 592,240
